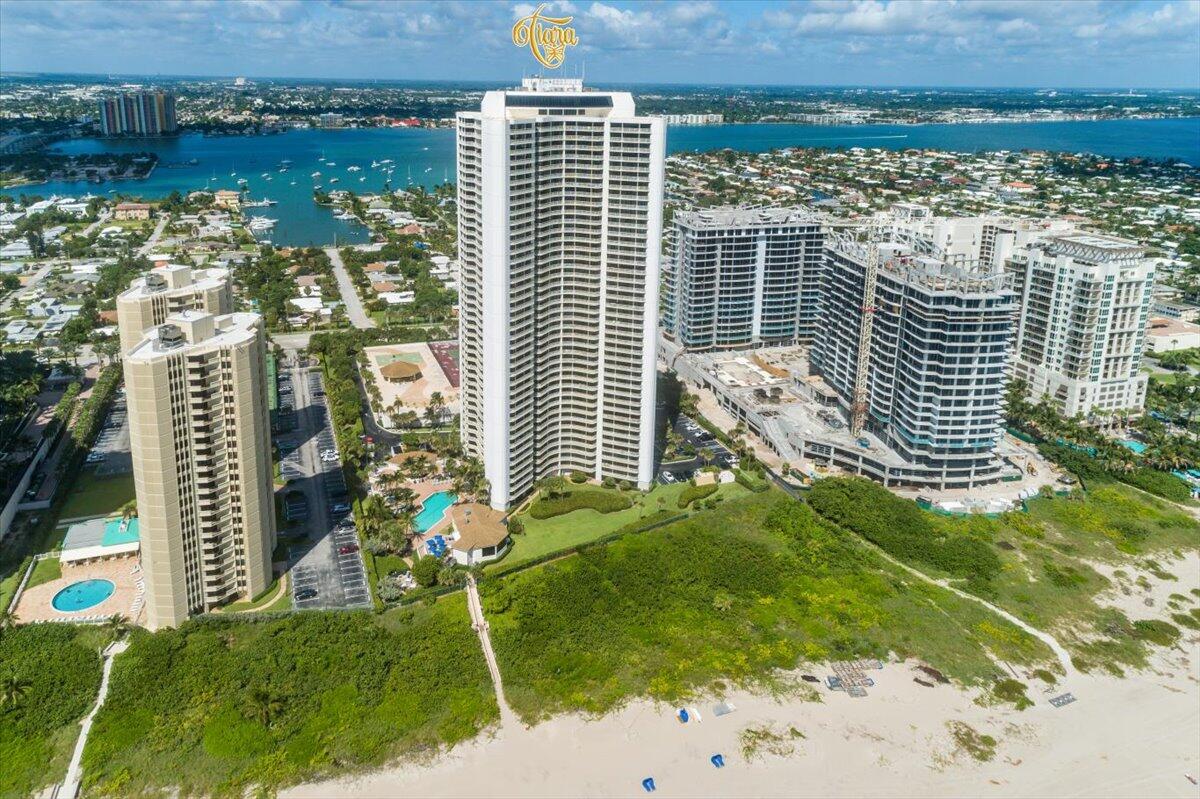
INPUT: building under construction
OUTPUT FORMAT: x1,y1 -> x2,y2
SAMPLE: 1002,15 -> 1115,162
806,233 -> 1018,489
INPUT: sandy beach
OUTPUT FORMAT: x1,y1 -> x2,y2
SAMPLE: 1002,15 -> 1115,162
286,634 -> 1200,799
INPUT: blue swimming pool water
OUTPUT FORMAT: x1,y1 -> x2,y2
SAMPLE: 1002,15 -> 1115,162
414,491 -> 456,533
102,516 -> 139,546
52,579 -> 116,612
1120,440 -> 1148,454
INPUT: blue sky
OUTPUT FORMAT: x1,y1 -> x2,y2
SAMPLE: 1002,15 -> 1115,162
1,0 -> 1197,88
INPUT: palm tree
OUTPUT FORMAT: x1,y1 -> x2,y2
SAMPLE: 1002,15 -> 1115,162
1,675 -> 31,708
0,609 -> 16,637
103,614 -> 132,643
242,687 -> 285,727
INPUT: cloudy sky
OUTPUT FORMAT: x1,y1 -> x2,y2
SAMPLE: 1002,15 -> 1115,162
1,0 -> 1197,88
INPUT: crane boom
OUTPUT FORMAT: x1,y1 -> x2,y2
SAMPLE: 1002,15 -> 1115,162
849,232 -> 879,438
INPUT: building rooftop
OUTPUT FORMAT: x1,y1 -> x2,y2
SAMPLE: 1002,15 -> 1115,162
675,206 -> 822,229
1045,232 -> 1144,262
119,264 -> 229,301
60,516 -> 140,564
449,503 -> 509,552
126,311 -> 259,361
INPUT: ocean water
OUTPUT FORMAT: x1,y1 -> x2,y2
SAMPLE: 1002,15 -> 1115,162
14,117 -> 1198,247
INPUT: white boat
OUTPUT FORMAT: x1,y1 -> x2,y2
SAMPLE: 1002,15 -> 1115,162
261,172 -> 269,177
290,180 -> 297,185
347,165 -> 361,172
311,171 -> 321,177
370,161 -> 380,168
380,159 -> 393,164
334,211 -> 356,220
329,177 -> 340,184
424,167 -> 432,173
358,177 -> 366,182
248,217 -> 277,231
326,162 -> 337,167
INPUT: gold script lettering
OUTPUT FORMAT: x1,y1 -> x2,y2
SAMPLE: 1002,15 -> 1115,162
512,4 -> 579,69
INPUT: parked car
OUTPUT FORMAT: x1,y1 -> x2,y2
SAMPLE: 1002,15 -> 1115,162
330,502 -> 351,514
338,544 -> 359,555
295,588 -> 318,600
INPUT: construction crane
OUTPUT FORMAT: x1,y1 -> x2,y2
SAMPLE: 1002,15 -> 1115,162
849,229 -> 880,438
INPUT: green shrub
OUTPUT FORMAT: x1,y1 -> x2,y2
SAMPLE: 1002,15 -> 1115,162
412,555 -> 441,587
735,468 -> 769,492
0,624 -> 104,797
81,603 -> 496,795
1131,619 -> 1181,647
529,490 -> 633,519
569,471 -> 589,484
807,478 -> 1001,585
678,482 -> 718,508
991,678 -> 1033,710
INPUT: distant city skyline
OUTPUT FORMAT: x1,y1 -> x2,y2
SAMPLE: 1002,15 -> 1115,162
1,0 -> 1197,89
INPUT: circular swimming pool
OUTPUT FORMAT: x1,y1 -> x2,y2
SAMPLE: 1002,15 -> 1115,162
52,579 -> 116,612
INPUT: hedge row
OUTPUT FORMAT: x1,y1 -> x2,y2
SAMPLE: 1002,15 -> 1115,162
677,483 -> 718,508
807,477 -> 1001,589
528,490 -> 633,519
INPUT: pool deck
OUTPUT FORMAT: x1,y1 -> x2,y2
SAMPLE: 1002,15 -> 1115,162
13,556 -> 145,625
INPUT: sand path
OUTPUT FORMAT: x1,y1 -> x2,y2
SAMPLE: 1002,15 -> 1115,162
466,575 -> 519,731
858,537 -> 1078,679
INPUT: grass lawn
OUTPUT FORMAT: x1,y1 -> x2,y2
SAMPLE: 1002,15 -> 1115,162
500,481 -> 749,569
223,576 -> 287,613
0,624 -> 107,798
372,554 -> 410,581
82,597 -> 497,796
26,555 -> 61,589
482,489 -> 1055,723
57,469 -> 135,520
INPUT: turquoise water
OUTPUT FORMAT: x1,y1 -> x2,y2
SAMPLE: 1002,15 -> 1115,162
414,490 -> 456,533
16,117 -> 1198,246
101,516 -> 139,546
52,579 -> 116,612
1120,440 -> 1149,454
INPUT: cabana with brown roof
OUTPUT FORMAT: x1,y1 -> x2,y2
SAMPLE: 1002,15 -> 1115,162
389,449 -> 438,466
379,360 -> 423,383
447,503 -> 510,566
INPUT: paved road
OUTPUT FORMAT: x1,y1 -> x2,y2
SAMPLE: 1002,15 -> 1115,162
1,260 -> 57,313
80,209 -> 112,237
137,214 -> 169,256
324,246 -> 376,329
281,358 -> 371,610
272,331 -> 315,350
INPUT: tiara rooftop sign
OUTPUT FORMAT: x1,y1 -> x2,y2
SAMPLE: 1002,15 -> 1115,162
512,4 -> 579,70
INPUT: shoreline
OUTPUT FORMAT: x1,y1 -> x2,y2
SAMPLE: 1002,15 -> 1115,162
285,642 -> 1200,799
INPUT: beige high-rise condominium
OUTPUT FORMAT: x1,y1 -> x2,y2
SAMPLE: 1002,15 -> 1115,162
456,78 -> 665,510
117,263 -> 232,354
124,310 -> 275,629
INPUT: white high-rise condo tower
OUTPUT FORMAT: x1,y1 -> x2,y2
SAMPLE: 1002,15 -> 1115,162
1010,233 -> 1154,419
457,78 -> 665,509
124,310 -> 276,628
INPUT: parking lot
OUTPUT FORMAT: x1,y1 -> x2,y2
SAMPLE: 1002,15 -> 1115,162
659,415 -> 737,484
281,362 -> 371,610
89,394 -> 132,476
